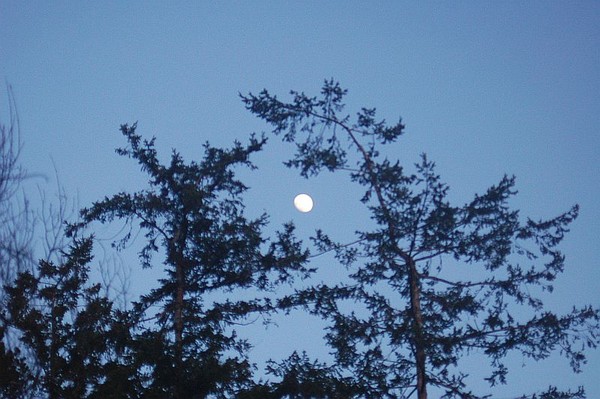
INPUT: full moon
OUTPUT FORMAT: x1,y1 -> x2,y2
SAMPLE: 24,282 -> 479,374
293,193 -> 314,213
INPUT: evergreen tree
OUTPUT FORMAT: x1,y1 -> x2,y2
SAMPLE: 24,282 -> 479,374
67,124 -> 310,398
242,80 -> 600,399
240,351 -> 363,399
0,329 -> 34,398
1,237 -> 122,398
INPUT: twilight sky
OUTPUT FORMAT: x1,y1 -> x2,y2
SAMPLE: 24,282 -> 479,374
1,2 -> 599,397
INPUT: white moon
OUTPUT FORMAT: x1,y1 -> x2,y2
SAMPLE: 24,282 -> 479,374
294,193 -> 314,213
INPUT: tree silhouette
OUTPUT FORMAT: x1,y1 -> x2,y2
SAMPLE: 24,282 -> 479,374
242,80 -> 599,399
1,237 -> 126,398
240,351 -> 364,399
67,123 -> 310,398
0,85 -> 34,294
2,83 -> 597,398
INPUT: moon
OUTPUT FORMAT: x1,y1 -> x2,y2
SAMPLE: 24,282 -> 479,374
294,193 -> 314,213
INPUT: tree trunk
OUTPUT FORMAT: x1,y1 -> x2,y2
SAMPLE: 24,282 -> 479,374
407,256 -> 427,399
343,117 -> 429,398
174,257 -> 184,398
172,219 -> 187,398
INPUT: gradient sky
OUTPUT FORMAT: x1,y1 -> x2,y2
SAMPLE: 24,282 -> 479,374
1,2 -> 599,397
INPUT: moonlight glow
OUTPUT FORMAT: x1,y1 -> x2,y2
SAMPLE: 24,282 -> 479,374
293,193 -> 314,213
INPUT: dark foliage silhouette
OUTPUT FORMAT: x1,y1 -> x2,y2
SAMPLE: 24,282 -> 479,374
66,124 -> 310,398
242,80 -> 599,399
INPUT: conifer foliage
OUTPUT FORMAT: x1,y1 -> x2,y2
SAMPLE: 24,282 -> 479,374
241,80 -> 599,399
66,123 -> 310,398
1,237 -> 122,398
1,83 -> 598,398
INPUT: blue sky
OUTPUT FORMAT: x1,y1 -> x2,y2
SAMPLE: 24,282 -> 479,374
1,1 -> 599,397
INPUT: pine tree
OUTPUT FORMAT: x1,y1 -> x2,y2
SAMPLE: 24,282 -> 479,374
67,124 -> 310,398
240,351 -> 363,399
242,80 -> 600,399
1,237 -> 120,398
